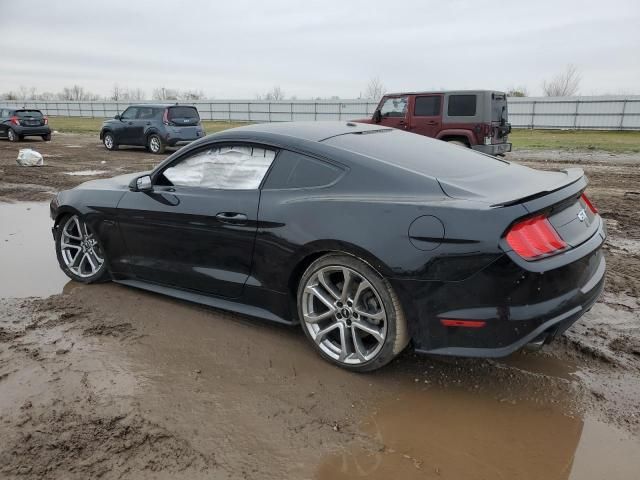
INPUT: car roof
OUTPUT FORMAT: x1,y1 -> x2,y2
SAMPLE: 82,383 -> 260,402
126,104 -> 198,109
221,121 -> 392,142
382,90 -> 505,96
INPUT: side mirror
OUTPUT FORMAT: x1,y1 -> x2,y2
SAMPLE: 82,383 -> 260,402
373,110 -> 382,123
129,174 -> 152,192
114,114 -> 121,120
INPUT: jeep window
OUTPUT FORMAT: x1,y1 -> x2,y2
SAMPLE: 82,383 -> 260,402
414,96 -> 441,116
448,95 -> 477,116
163,145 -> 276,190
380,96 -> 408,118
120,107 -> 138,120
263,150 -> 343,189
168,106 -> 200,126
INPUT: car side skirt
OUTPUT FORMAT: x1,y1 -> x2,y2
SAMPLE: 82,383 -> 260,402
114,279 -> 296,326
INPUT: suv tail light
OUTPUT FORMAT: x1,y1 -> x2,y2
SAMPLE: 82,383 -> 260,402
505,214 -> 567,260
581,193 -> 597,213
162,109 -> 171,126
43,116 -> 49,125
10,116 -> 20,126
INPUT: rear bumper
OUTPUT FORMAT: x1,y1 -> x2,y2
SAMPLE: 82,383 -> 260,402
392,245 -> 606,358
472,143 -> 512,155
14,125 -> 51,136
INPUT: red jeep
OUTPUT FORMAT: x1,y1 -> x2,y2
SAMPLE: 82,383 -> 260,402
357,90 -> 512,155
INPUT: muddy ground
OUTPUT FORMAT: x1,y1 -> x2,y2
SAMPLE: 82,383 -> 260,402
1,133 -> 639,479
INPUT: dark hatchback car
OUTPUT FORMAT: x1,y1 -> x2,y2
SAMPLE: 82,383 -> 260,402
99,104 -> 205,154
50,122 -> 606,371
0,107 -> 51,142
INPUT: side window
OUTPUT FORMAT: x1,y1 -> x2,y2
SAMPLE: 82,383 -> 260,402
414,96 -> 442,116
379,96 -> 408,118
120,107 -> 138,120
137,107 -> 155,120
447,95 -> 477,116
263,150 -> 343,189
163,145 -> 276,190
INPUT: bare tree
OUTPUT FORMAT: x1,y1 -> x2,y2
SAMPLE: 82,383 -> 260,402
180,89 -> 205,101
542,65 -> 581,97
128,88 -> 146,100
152,87 -> 179,101
258,86 -> 285,101
364,76 -> 385,100
506,86 -> 528,97
111,84 -> 122,101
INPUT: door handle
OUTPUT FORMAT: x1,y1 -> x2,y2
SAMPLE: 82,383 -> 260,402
216,212 -> 248,225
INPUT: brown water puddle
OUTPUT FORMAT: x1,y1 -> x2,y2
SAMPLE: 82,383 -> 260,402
0,201 -> 67,297
316,387 -> 640,480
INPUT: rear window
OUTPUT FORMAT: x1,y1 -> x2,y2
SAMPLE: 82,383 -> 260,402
324,129 -> 507,181
447,95 -> 477,116
263,150 -> 343,189
16,110 -> 44,119
168,106 -> 200,122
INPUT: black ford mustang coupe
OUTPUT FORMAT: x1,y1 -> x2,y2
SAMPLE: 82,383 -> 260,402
50,122 -> 606,371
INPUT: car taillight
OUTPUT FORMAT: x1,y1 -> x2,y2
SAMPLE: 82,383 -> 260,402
581,193 -> 597,213
162,109 -> 170,125
43,116 -> 49,125
505,214 -> 567,260
10,116 -> 20,126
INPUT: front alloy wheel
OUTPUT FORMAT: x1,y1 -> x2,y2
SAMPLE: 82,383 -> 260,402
55,214 -> 109,283
299,254 -> 408,371
7,128 -> 18,142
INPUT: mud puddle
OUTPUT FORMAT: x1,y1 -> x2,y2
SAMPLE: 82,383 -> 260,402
0,202 -> 67,297
316,386 -> 640,480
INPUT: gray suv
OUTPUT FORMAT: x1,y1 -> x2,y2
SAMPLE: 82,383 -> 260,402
0,108 -> 51,142
100,104 -> 205,154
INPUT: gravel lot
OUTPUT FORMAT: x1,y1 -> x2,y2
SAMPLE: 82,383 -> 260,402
1,133 -> 639,479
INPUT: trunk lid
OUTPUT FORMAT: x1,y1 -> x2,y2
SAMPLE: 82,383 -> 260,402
438,163 -> 584,207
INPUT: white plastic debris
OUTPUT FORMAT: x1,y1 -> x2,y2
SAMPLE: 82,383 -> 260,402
16,149 -> 44,167
164,146 -> 275,189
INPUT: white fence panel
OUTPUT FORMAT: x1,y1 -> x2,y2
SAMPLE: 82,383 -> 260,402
2,96 -> 639,130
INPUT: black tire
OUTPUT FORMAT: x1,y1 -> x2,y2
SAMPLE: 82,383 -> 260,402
55,214 -> 110,284
102,131 -> 118,151
42,133 -> 52,141
7,128 -> 19,142
297,253 -> 409,372
147,134 -> 166,154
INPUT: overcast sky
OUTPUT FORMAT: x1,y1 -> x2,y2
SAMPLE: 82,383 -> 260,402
1,0 -> 639,99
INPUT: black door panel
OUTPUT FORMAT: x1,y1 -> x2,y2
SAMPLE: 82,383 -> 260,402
116,186 -> 260,298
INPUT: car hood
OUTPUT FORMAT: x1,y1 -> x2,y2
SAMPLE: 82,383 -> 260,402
74,172 -> 145,191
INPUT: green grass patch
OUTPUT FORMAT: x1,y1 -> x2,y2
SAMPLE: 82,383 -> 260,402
48,116 -> 247,135
510,129 -> 640,153
47,117 -> 640,153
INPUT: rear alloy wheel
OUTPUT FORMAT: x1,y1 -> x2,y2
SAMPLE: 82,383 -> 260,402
7,128 -> 19,142
55,214 -> 109,283
147,134 -> 165,154
298,254 -> 409,372
103,132 -> 118,151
